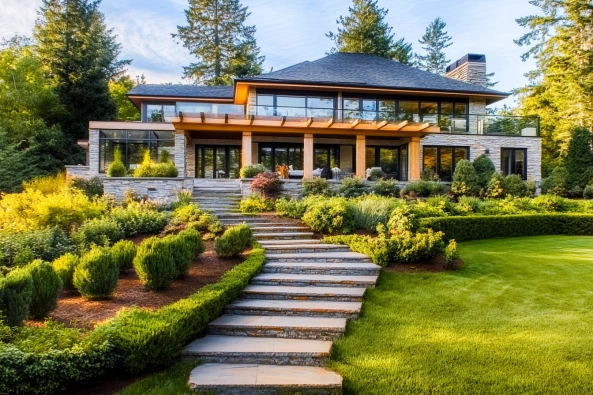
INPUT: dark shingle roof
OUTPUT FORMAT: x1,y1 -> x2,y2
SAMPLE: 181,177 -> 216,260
127,84 -> 234,99
240,53 -> 508,96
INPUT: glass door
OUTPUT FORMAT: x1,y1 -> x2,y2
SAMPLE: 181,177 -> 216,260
196,146 -> 241,178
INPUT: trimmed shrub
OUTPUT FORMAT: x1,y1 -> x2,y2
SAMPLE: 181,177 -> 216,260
275,198 -> 308,219
111,240 -> 137,272
166,229 -> 204,277
240,164 -> 266,178
451,159 -> 479,196
96,246 -> 265,373
214,224 -> 253,258
473,154 -> 496,189
240,195 -> 275,213
107,147 -> 126,177
301,177 -> 330,197
133,237 -> 177,291
249,172 -> 283,199
73,247 -> 119,300
179,228 -> 205,261
419,214 -> 593,242
0,267 -> 33,327
337,176 -> 369,198
503,174 -> 530,197
302,197 -> 356,234
402,181 -> 444,197
52,253 -> 79,289
372,179 -> 400,197
25,260 -> 63,319
71,218 -> 125,249
110,203 -> 169,237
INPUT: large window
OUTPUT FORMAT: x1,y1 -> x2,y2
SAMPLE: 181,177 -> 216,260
195,146 -> 241,179
259,144 -> 304,171
99,130 -> 175,173
501,148 -> 527,180
422,146 -> 469,181
177,102 -> 244,116
314,145 -> 340,169
256,94 -> 335,118
145,104 -> 176,122
366,145 -> 408,181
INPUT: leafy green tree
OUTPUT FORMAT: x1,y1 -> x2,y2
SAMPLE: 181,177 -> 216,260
327,0 -> 414,64
564,127 -> 593,188
417,17 -> 453,74
109,75 -> 144,121
35,0 -> 130,140
173,0 -> 264,85
515,0 -> 593,170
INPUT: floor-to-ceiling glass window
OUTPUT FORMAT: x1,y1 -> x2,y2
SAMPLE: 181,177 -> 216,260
258,144 -> 304,172
365,145 -> 408,180
195,146 -> 241,178
314,145 -> 340,169
422,146 -> 469,181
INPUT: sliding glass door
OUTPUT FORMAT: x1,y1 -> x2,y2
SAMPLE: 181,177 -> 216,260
195,146 -> 241,178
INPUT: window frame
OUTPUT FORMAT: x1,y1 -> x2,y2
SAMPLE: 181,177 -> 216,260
501,148 -> 528,180
422,145 -> 470,182
366,144 -> 409,181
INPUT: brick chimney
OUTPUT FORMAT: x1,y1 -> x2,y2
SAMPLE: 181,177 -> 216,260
445,54 -> 487,88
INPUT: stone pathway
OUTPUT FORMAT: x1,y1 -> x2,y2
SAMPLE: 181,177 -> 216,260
186,182 -> 380,394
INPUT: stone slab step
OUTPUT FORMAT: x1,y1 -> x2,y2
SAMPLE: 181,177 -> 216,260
262,261 -> 381,276
226,222 -> 295,227
188,364 -> 342,394
251,273 -> 377,288
208,315 -> 346,340
183,335 -> 332,366
258,239 -> 322,245
254,232 -> 315,240
262,244 -> 351,253
226,299 -> 362,319
242,285 -> 366,302
265,252 -> 372,263
250,226 -> 310,233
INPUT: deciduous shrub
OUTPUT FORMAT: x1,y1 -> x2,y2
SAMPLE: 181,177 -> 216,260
456,196 -> 484,214
71,218 -> 125,249
25,260 -> 63,319
275,198 -> 308,219
532,194 -> 575,212
52,253 -> 79,289
402,181 -> 444,197
301,177 -> 330,197
368,168 -> 384,181
503,174 -> 530,197
239,164 -> 266,178
240,194 -> 275,213
68,176 -> 104,198
133,237 -> 177,291
173,204 -> 223,234
0,267 -> 33,327
249,172 -> 283,199
110,240 -> 137,272
387,205 -> 419,235
444,239 -> 459,268
487,172 -> 505,198
540,166 -> 568,196
337,177 -> 368,198
372,179 -> 400,197
110,203 -> 169,237
473,154 -> 496,189
451,159 -> 479,196
302,197 -> 356,234
214,224 -> 253,258
73,247 -> 119,300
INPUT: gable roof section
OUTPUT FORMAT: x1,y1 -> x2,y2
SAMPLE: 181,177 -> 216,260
239,53 -> 508,97
127,84 -> 234,99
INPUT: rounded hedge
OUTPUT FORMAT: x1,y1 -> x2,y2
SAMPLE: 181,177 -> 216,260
73,247 -> 119,300
26,260 -> 63,319
133,237 -> 177,290
111,240 -> 137,272
0,267 -> 33,327
52,253 -> 79,290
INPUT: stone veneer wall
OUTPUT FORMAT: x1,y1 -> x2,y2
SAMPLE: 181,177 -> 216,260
445,61 -> 487,87
420,134 -> 542,181
65,166 -> 91,178
103,178 -> 193,202
175,131 -> 187,177
468,98 -> 486,134
247,87 -> 257,116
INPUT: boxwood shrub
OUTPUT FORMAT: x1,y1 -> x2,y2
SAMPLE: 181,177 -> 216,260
51,253 -> 79,290
73,247 -> 119,300
133,237 -> 177,290
0,267 -> 33,327
214,224 -> 253,258
110,240 -> 137,272
419,214 -> 593,242
26,260 -> 63,319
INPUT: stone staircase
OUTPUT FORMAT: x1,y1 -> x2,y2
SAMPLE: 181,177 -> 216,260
185,184 -> 380,394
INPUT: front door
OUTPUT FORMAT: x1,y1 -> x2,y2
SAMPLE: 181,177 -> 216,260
195,145 -> 241,178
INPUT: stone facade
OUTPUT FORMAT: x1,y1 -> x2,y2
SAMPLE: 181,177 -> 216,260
445,61 -> 487,88
247,87 -> 257,116
175,131 -> 187,177
89,129 -> 100,175
420,134 -> 542,181
103,178 -> 193,202
65,166 -> 91,178
469,98 -> 486,134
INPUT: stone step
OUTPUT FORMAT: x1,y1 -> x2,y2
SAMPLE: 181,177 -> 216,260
183,335 -> 332,366
188,364 -> 342,394
242,285 -> 366,302
262,261 -> 381,276
262,244 -> 352,254
251,273 -> 378,288
265,252 -> 373,263
217,213 -> 259,219
225,299 -> 362,319
258,239 -> 322,245
225,222 -> 294,227
250,226 -> 311,233
208,315 -> 346,341
254,232 -> 316,240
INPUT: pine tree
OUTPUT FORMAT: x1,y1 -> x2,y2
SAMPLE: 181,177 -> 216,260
417,17 -> 453,74
564,127 -> 593,189
35,0 -> 130,141
173,0 -> 264,85
326,0 -> 414,64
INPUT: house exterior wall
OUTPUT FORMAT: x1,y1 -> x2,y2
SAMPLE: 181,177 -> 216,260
103,178 -> 193,202
247,87 -> 257,115
175,131 -> 186,177
420,134 -> 542,181
446,61 -> 487,87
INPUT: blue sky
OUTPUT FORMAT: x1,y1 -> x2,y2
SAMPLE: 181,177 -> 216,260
1,0 -> 541,107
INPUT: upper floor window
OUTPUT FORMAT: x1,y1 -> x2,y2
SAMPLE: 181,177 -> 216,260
177,102 -> 244,116
257,94 -> 334,118
146,104 -> 176,123
501,148 -> 527,180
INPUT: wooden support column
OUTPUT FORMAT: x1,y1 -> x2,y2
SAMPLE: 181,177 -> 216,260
409,136 -> 421,180
303,133 -> 314,179
356,135 -> 366,178
242,131 -> 252,167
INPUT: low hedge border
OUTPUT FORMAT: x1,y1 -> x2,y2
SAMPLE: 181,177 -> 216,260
95,243 -> 266,373
419,214 -> 593,242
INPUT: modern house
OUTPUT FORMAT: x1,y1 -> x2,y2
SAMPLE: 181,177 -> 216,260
67,52 -> 541,198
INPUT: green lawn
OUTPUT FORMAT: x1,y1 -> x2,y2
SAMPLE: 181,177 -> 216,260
328,236 -> 593,395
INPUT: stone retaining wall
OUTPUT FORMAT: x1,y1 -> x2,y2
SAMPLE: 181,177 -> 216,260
65,166 -> 91,178
103,177 -> 194,202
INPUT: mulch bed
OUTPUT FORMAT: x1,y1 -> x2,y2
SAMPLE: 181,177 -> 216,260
41,241 -> 243,330
384,254 -> 464,273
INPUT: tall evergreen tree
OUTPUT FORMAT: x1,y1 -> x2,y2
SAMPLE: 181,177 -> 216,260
515,0 -> 593,171
173,0 -> 264,85
326,0 -> 414,64
564,127 -> 593,189
417,17 -> 453,74
34,0 -> 130,141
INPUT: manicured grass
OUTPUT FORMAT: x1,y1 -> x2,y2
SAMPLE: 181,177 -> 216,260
328,236 -> 593,395
116,360 -> 198,395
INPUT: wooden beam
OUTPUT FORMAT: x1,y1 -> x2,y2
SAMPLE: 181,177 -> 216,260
418,122 -> 430,131
200,112 -> 205,123
393,120 -> 408,130
327,117 -> 334,127
306,117 -> 313,127
376,120 -> 388,130
350,118 -> 361,128
280,116 -> 286,126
